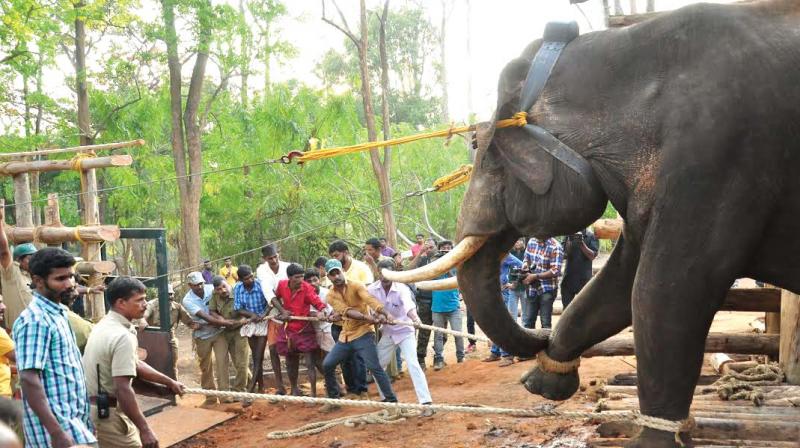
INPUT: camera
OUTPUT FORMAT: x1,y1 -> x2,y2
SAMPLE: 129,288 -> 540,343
508,266 -> 529,283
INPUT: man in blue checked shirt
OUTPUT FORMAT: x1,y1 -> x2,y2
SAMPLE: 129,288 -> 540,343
13,247 -> 96,448
521,237 -> 564,330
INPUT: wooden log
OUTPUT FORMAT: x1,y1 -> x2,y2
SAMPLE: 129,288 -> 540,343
597,417 -> 800,441
780,289 -> 800,384
4,224 -> 119,244
592,218 -> 623,240
609,372 -> 720,386
583,333 -> 779,358
589,437 -> 797,448
0,139 -> 145,158
75,260 -> 116,276
603,384 -> 800,397
598,399 -> 800,416
81,161 -> 104,322
12,174 -> 33,227
720,288 -> 781,313
710,353 -> 733,374
0,155 -> 132,175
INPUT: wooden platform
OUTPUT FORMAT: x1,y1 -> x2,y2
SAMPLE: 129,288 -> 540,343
137,395 -> 173,417
146,405 -> 236,447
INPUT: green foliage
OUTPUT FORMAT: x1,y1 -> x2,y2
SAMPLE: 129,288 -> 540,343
0,0 -> 470,272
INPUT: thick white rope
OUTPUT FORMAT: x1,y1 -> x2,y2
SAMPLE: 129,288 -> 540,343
287,315 -> 492,343
184,388 -> 688,440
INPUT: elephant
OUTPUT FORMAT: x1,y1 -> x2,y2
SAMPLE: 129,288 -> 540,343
384,1 -> 800,447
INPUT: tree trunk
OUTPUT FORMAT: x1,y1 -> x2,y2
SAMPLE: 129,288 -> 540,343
239,0 -> 250,108
357,0 -> 396,247
376,1 -> 396,249
629,0 -> 637,14
180,0 -> 212,269
439,0 -> 449,121
465,0 -> 473,118
75,5 -> 93,148
263,21 -> 271,95
646,0 -> 655,13
601,0 -> 611,27
162,0 -> 198,269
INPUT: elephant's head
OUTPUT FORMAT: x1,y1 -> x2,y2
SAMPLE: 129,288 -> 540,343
386,37 -> 609,356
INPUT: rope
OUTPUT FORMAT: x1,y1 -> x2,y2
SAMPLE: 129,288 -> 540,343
536,350 -> 580,374
69,153 -> 96,193
287,315 -> 490,343
713,363 -> 784,405
267,409 -> 419,439
73,226 -> 85,243
293,113 -> 528,164
182,388 -> 690,441
432,165 -> 473,192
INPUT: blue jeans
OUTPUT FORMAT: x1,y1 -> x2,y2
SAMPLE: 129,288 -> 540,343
523,290 -> 556,329
323,332 -> 397,401
330,324 -> 367,394
433,310 -> 464,362
492,289 -> 526,357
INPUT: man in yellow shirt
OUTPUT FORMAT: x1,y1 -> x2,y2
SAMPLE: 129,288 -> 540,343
328,240 -> 373,284
219,257 -> 238,286
320,259 -> 396,412
0,297 -> 15,398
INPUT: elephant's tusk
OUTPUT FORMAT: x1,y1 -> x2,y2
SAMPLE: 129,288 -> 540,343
382,236 -> 487,283
415,277 -> 459,291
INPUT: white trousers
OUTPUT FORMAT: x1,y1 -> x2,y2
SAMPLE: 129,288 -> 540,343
376,333 -> 432,404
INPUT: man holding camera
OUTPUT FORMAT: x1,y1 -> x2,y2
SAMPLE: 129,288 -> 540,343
521,238 -> 564,329
561,229 -> 599,309
483,252 -> 523,366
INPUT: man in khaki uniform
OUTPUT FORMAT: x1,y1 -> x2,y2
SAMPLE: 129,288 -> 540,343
83,276 -> 184,447
0,237 -> 35,330
209,276 -> 250,393
138,284 -> 196,374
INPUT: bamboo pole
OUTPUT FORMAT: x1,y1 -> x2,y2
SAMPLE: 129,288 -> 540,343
0,155 -> 132,176
3,225 -> 119,244
0,139 -> 144,159
80,154 -> 104,322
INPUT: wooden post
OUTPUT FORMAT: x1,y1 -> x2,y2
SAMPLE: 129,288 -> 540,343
44,193 -> 61,227
583,333 -> 779,358
0,155 -> 132,175
12,173 -> 33,228
80,163 -> 104,321
780,289 -> 800,384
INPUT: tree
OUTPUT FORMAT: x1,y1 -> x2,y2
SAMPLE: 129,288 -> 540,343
160,0 -> 215,268
438,0 -> 454,121
248,0 -> 295,96
647,0 -> 655,13
322,0 -> 396,248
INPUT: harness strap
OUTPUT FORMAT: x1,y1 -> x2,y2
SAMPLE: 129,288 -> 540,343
514,21 -> 597,183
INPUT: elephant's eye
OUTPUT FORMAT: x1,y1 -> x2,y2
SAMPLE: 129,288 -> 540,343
480,143 -> 502,172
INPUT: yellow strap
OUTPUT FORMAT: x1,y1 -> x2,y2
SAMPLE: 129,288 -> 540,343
73,226 -> 84,243
296,112 -> 528,163
70,152 -> 96,193
433,165 -> 473,192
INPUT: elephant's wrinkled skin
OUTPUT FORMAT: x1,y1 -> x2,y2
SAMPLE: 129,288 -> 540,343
455,2 -> 800,447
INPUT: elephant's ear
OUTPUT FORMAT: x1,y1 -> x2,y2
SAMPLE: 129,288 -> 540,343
492,55 -> 554,195
495,58 -> 532,121
493,126 -> 554,195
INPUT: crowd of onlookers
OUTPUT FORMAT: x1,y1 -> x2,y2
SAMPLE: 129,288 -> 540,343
0,216 -> 601,447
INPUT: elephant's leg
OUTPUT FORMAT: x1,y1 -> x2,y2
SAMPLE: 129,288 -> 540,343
521,235 -> 639,400
624,201 -> 764,447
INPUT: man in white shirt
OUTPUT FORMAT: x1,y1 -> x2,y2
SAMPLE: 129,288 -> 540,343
255,243 -> 291,395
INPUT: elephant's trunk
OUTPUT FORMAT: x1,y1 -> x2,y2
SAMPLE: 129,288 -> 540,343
459,233 -> 550,357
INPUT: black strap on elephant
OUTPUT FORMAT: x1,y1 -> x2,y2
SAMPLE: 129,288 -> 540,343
516,21 -> 597,185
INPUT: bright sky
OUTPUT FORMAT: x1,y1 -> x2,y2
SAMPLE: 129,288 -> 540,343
27,0 -> 738,134
264,0 -> 737,123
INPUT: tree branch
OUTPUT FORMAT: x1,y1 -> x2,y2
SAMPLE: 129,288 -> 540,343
200,71 -> 233,129
321,0 -> 360,49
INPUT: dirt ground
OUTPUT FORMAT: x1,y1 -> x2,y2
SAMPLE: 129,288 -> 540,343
167,291 -> 764,448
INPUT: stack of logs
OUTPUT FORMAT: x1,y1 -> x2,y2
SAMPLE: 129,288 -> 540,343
589,381 -> 800,446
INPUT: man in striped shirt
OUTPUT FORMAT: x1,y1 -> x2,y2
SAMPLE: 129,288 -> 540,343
521,237 -> 564,330
13,248 -> 96,448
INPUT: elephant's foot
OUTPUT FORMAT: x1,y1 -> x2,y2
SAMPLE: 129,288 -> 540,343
623,428 -> 693,448
519,363 -> 579,401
